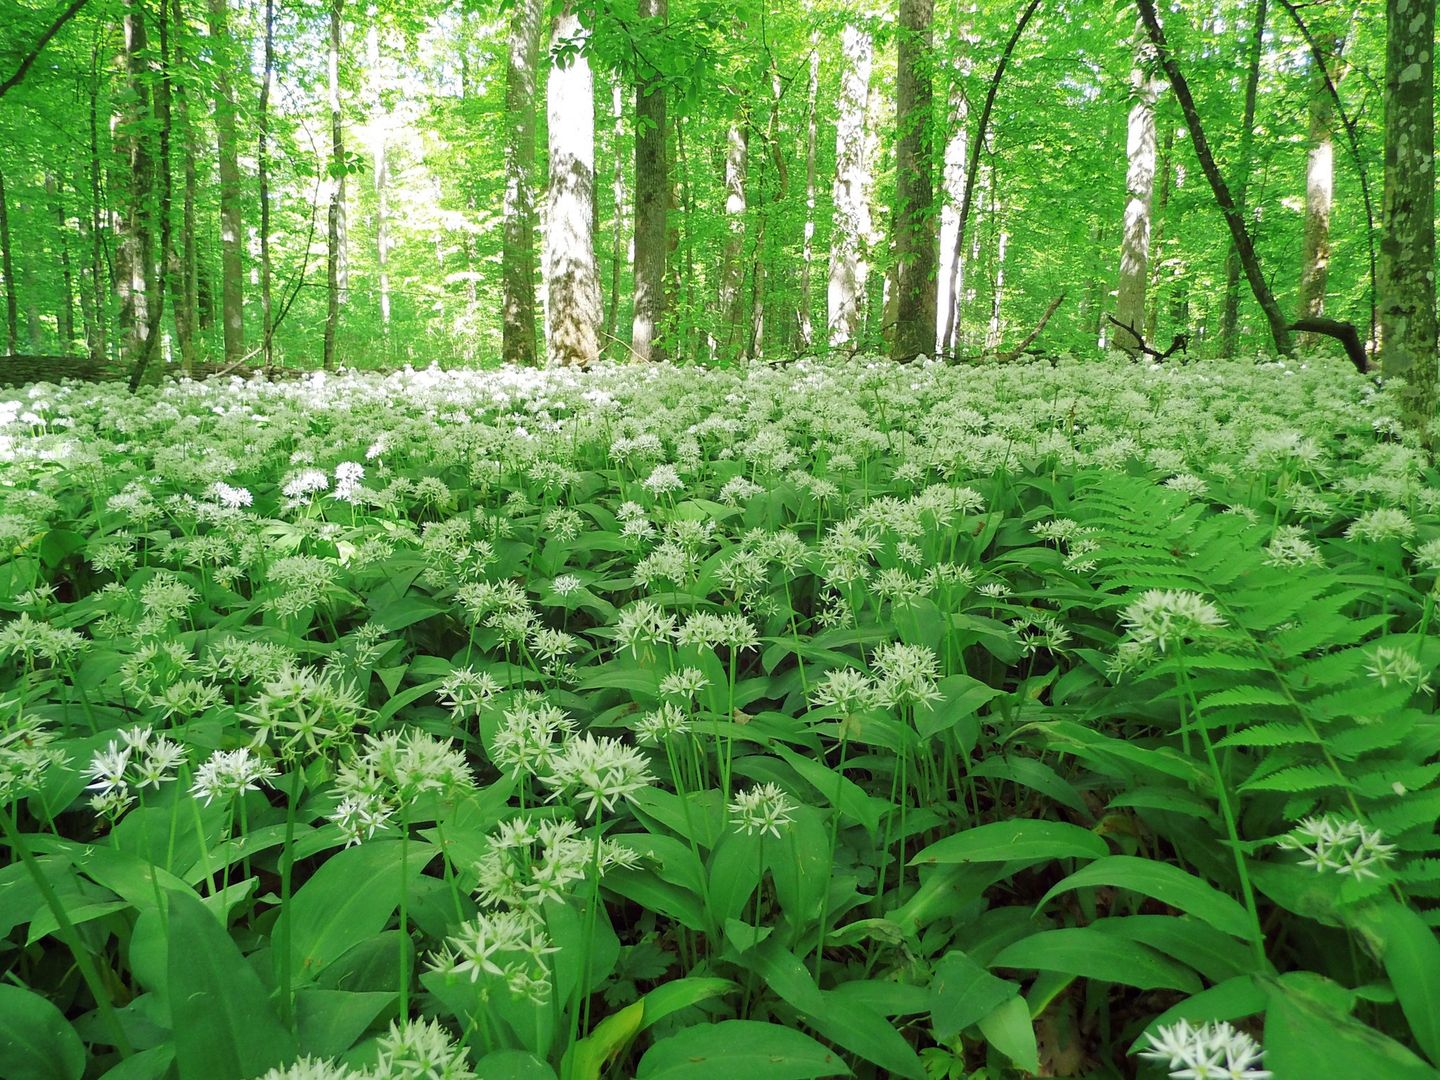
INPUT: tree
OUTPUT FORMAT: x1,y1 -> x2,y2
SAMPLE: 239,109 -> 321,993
208,0 -> 244,366
501,0 -> 542,366
716,105 -> 748,359
796,37 -> 818,350
827,23 -> 873,347
1112,22 -> 1165,353
116,0 -> 154,368
631,0 -> 667,363
1377,0 -> 1437,432
545,3 -> 602,368
892,0 -> 936,360
1218,0 -> 1265,357
1298,31 -> 1342,332
324,0 -> 347,370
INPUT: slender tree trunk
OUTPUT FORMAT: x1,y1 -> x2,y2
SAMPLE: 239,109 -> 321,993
1146,121 -> 1174,342
1136,0 -> 1292,355
1298,31 -> 1342,334
117,0 -> 153,367
367,19 -> 390,336
936,83 -> 967,355
46,175 -> 77,350
630,0 -> 668,362
208,0 -> 243,365
1220,0 -> 1266,355
545,3 -> 601,367
1377,0 -> 1437,432
256,0 -> 275,367
796,38 -> 818,350
0,172 -> 17,354
672,115 -> 694,358
985,170 -> 1007,350
892,0 -> 936,360
169,0 -> 199,373
1113,24 -> 1164,351
606,80 -> 625,347
85,44 -> 107,362
499,0 -> 540,366
324,0 -> 346,370
717,111 -> 748,359
827,24 -> 872,347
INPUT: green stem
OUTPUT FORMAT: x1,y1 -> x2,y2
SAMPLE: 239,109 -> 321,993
1,808 -> 134,1058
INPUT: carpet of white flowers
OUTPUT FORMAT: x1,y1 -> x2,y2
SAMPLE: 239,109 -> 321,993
2,355 -> 1439,1080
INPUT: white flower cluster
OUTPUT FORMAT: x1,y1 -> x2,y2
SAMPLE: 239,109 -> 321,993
1273,813 -> 1397,880
1137,1019 -> 1270,1079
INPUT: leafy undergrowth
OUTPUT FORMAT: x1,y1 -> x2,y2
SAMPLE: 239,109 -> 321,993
2,355 -> 1439,1080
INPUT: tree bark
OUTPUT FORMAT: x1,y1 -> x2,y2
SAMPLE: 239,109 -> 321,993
1377,0 -> 1438,432
258,0 -> 275,368
827,23 -> 873,347
717,110 -> 748,359
1219,0 -> 1266,356
208,0 -> 243,365
171,0 -> 199,373
84,43 -> 106,363
892,0 -> 936,360
45,175 -> 77,351
796,38 -> 819,350
367,19 -> 390,335
500,0 -> 541,366
630,0 -> 668,362
1298,32 -> 1342,335
545,3 -> 602,367
1146,121 -> 1173,343
606,79 -> 625,347
0,172 -> 16,354
0,0 -> 92,101
117,0 -> 153,368
324,0 -> 346,370
1136,0 -> 1292,355
1113,23 -> 1164,352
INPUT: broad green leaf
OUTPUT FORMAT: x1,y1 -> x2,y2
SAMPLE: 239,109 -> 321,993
1039,855 -> 1255,941
929,950 -> 1019,1041
0,984 -> 85,1080
294,988 -> 394,1058
561,1000 -> 645,1080
634,978 -> 736,1033
166,889 -> 295,1080
1263,978 -> 1435,1080
472,1052 -> 558,1079
911,820 -> 1107,866
990,928 -> 1201,993
1129,976 -> 1267,1053
1355,902 -> 1440,1066
273,840 -> 420,986
976,994 -> 1040,1074
637,1020 -> 852,1079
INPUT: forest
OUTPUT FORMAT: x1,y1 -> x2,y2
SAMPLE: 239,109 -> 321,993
1,0 -> 1439,1077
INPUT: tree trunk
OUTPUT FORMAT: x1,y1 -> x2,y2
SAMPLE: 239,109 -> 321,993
46,175 -> 77,350
170,0 -> 199,373
630,0 -> 668,362
827,24 -> 872,347
117,0 -> 153,368
2,172 -> 24,351
258,0 -> 275,368
717,111 -> 748,359
1136,0 -> 1292,355
796,38 -> 818,351
208,0 -> 243,365
1377,0 -> 1438,432
1146,121 -> 1173,342
892,0 -> 937,360
1113,24 -> 1164,352
1298,31 -> 1342,335
545,3 -> 602,367
367,20 -> 390,335
935,84 -> 967,356
606,79 -> 625,347
500,0 -> 540,366
1220,0 -> 1266,356
85,45 -> 107,363
324,0 -> 346,370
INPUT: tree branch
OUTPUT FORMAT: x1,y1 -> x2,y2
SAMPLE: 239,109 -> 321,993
0,0 -> 92,101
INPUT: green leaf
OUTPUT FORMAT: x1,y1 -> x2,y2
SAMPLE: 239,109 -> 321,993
976,994 -> 1040,1074
1355,902 -> 1440,1066
929,950 -> 1020,1042
0,984 -> 85,1080
990,928 -> 1202,993
637,1020 -> 852,1078
1129,976 -> 1267,1053
911,820 -> 1107,866
472,1052 -> 558,1079
634,978 -> 736,1033
294,988 -> 394,1058
1263,977 -> 1436,1080
1038,855 -> 1255,941
273,840 -> 419,986
562,999 -> 645,1080
167,889 -> 295,1080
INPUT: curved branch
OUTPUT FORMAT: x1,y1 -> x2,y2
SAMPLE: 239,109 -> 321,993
0,0 -> 92,101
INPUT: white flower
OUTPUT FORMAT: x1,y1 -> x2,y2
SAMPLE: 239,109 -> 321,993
540,734 -> 654,820
728,782 -> 796,839
1137,1019 -> 1270,1080
1121,589 -> 1226,653
190,747 -> 278,805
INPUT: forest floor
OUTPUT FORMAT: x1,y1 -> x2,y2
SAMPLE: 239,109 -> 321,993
2,354 -> 1438,1080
